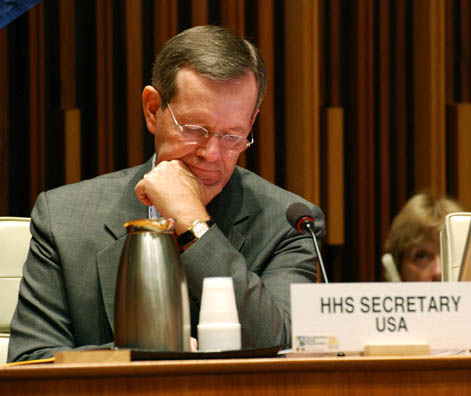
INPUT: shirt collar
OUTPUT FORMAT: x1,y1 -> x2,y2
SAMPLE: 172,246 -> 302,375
148,153 -> 159,219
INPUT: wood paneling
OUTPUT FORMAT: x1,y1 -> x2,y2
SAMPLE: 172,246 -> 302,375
413,0 -> 447,194
125,0 -> 145,167
3,0 -> 471,281
347,0 -> 376,281
220,0 -> 245,34
59,0 -> 80,185
154,0 -> 178,54
256,0 -> 275,183
59,0 -> 76,110
447,103 -> 471,209
391,0 -> 409,210
191,0 -> 208,26
0,28 -> 8,215
326,0 -> 342,106
445,0 -> 455,103
284,0 -> 321,206
96,0 -> 114,174
221,0 -> 247,169
458,0 -> 471,101
63,109 -> 82,184
378,0 -> 391,257
28,3 -> 46,207
324,107 -> 344,246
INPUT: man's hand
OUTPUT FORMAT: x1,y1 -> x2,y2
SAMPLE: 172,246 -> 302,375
190,337 -> 198,352
135,160 -> 211,234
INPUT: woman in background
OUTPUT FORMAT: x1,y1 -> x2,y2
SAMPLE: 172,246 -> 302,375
383,192 -> 465,282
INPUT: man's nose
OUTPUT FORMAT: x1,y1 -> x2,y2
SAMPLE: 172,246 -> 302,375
196,135 -> 222,161
431,255 -> 442,281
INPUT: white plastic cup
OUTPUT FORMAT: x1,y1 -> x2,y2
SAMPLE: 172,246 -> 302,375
197,277 -> 241,352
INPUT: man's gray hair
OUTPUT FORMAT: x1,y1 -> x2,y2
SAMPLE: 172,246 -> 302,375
152,25 -> 267,111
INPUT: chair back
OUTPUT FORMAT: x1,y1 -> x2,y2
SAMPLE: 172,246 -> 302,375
0,217 -> 31,363
440,212 -> 471,281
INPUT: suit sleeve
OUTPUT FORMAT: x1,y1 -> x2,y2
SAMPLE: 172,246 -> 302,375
181,204 -> 325,348
7,192 -> 112,362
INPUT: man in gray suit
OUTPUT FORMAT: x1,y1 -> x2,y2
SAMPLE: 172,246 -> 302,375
8,25 -> 325,362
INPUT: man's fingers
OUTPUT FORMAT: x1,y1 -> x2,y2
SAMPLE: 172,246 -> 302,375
190,337 -> 198,352
135,179 -> 153,207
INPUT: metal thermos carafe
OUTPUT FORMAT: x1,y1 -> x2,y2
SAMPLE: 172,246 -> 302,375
114,218 -> 191,351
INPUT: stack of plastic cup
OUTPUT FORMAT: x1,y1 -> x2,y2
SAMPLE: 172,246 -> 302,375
197,277 -> 241,352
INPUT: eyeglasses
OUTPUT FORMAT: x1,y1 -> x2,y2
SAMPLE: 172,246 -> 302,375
167,103 -> 254,152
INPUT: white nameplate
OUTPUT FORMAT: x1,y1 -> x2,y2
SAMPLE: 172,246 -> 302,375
291,282 -> 471,353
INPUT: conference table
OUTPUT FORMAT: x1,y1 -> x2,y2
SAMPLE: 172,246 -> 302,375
1,353 -> 471,395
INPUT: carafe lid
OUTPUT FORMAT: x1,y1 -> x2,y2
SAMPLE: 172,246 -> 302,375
124,218 -> 175,234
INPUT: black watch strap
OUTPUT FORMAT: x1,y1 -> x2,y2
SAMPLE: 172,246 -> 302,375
177,219 -> 215,247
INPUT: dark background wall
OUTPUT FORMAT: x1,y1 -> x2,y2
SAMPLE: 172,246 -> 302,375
1,0 -> 470,281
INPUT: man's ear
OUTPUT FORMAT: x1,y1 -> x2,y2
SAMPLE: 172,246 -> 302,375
250,108 -> 260,128
142,86 -> 162,135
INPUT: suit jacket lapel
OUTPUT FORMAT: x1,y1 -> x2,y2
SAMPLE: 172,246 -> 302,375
97,159 -> 151,333
208,167 -> 249,251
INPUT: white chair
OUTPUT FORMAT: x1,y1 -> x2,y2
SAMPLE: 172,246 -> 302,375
440,212 -> 471,281
0,217 -> 31,363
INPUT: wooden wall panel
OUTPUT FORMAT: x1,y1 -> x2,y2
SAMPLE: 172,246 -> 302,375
324,107 -> 344,246
3,0 -> 471,281
327,0 -> 342,106
347,0 -> 376,281
63,109 -> 82,184
0,29 -> 8,215
28,4 -> 46,207
59,0 -> 76,110
378,0 -> 391,257
125,0 -> 145,167
220,0 -> 245,34
154,0 -> 178,54
413,0 -> 447,194
96,0 -> 114,175
322,0 -> 344,281
284,0 -> 321,206
391,0 -> 409,210
220,0 -> 247,169
445,0 -> 455,103
191,0 -> 208,26
458,0 -> 471,101
256,0 -> 275,183
447,103 -> 471,209
309,0 -> 322,208
59,0 -> 81,184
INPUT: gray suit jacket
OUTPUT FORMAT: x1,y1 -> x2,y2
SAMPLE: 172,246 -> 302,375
8,158 -> 325,361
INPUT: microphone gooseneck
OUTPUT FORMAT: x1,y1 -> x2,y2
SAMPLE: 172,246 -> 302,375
286,203 -> 329,283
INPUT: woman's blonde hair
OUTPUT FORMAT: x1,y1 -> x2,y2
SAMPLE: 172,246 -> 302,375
384,192 -> 465,267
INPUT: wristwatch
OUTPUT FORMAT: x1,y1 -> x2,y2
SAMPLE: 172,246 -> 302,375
177,219 -> 215,249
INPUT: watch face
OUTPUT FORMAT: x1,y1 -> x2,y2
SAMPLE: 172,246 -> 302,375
193,221 -> 210,238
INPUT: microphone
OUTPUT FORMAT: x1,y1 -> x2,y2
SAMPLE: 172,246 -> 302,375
286,203 -> 329,283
